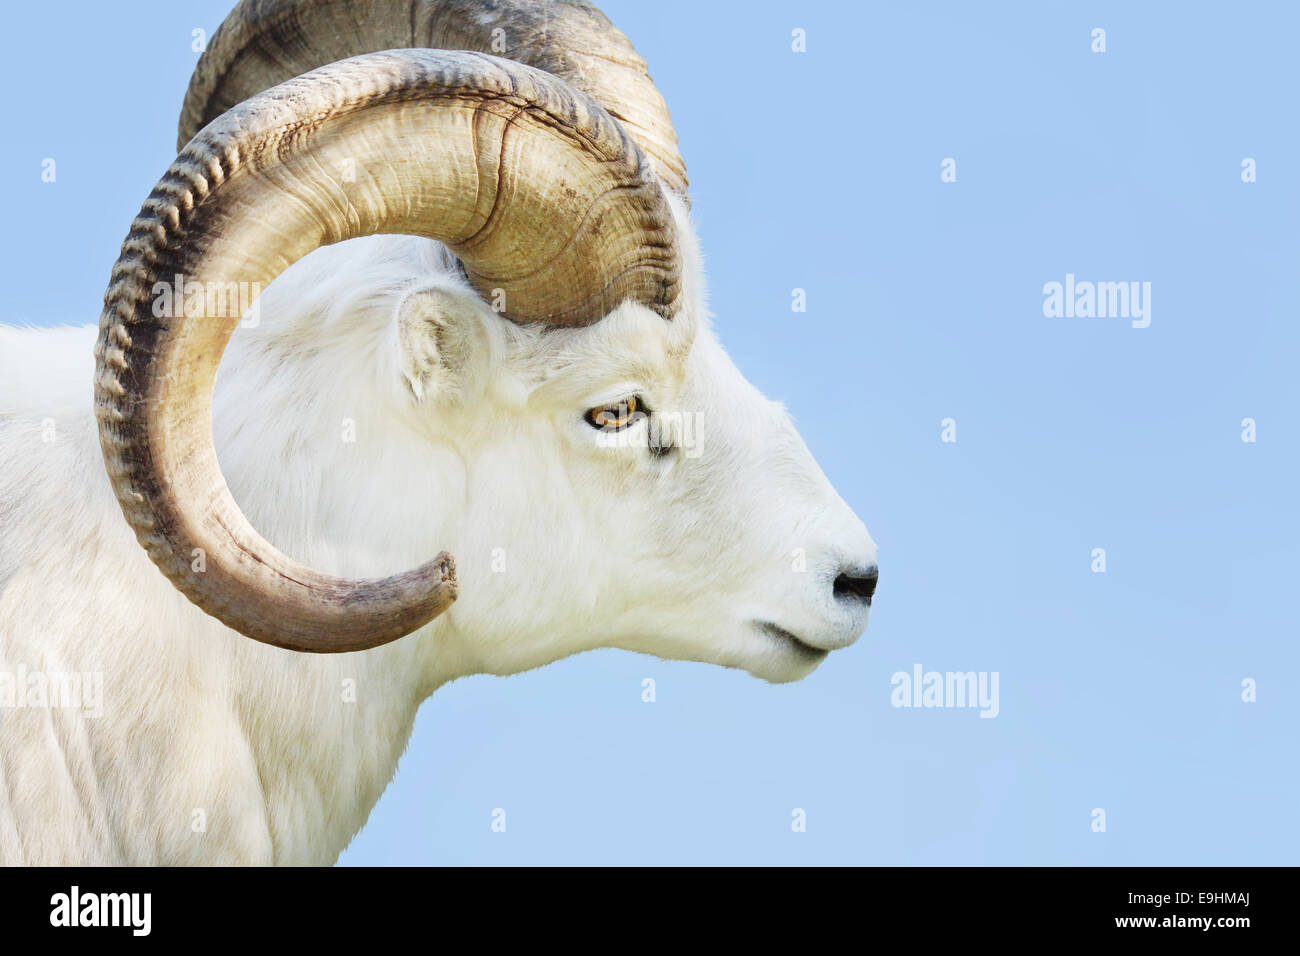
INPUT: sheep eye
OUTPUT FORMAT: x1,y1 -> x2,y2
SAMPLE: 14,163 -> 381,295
585,396 -> 643,431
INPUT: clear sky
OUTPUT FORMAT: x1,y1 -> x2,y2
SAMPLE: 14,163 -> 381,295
3,0 -> 1296,864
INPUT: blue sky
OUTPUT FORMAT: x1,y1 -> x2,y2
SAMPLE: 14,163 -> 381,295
4,1 -> 1296,864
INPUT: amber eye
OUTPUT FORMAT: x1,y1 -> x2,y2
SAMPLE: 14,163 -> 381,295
585,396 -> 643,431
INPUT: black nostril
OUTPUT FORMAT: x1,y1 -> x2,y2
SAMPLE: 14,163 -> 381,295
834,566 -> 878,605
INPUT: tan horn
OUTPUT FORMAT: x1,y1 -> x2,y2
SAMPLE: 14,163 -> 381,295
180,0 -> 688,197
97,49 -> 680,653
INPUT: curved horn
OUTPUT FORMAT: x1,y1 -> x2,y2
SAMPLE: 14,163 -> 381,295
97,49 -> 680,653
180,0 -> 688,197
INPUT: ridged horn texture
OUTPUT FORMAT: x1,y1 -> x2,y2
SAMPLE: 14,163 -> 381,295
179,0 -> 688,197
96,49 -> 680,652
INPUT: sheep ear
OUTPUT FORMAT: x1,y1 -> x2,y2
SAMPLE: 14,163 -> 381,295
395,286 -> 486,403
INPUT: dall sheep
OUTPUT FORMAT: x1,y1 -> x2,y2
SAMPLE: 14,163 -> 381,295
0,0 -> 878,865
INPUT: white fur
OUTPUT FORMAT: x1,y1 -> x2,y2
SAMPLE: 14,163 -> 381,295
0,201 -> 876,864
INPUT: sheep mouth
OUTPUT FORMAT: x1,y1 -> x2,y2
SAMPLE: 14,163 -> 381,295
755,622 -> 829,660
